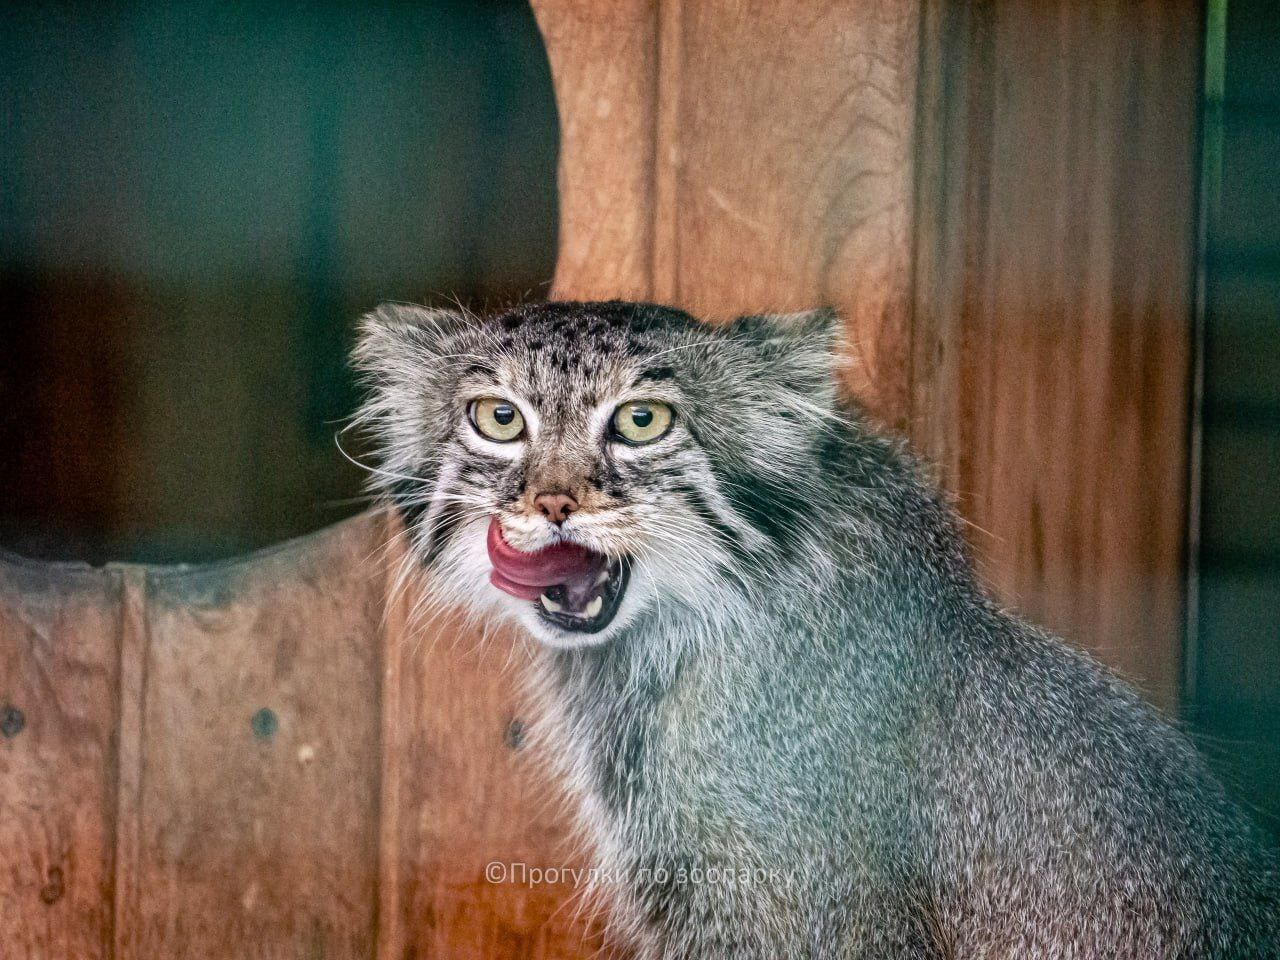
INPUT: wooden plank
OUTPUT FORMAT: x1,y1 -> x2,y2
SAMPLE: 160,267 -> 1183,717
122,516 -> 385,958
110,567 -> 147,960
0,554 -> 121,959
912,0 -> 1200,708
531,0 -> 660,303
653,0 -> 921,425
378,525 -> 609,959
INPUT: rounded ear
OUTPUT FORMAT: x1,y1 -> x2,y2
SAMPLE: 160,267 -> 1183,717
727,307 -> 841,353
351,302 -> 468,376
726,307 -> 844,402
745,307 -> 840,340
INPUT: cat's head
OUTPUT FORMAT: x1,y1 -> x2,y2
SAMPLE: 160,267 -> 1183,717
353,300 -> 840,649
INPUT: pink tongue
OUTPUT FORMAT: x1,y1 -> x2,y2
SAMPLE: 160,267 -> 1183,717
486,517 -> 607,603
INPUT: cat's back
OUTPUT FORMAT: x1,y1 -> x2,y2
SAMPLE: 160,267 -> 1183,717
928,610 -> 1280,955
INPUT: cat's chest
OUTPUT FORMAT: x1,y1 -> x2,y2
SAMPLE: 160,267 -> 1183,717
562,663 -> 762,863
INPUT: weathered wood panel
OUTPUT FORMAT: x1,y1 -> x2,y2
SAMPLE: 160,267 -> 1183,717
380,593 -> 606,959
533,0 -> 658,304
539,0 -> 1197,705
653,0 -> 921,425
1,514 -> 602,959
0,557 -> 121,960
911,0 -> 1200,708
120,518 -> 385,959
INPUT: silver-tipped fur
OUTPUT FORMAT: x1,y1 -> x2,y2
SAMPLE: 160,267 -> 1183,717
354,299 -> 1280,959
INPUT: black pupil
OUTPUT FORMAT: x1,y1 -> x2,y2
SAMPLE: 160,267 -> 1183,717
631,406 -> 654,428
493,404 -> 515,426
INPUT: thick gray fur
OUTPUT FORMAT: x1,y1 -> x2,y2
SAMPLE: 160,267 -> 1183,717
354,299 -> 1280,958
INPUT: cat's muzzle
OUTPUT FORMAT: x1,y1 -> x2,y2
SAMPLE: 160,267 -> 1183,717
486,518 -> 631,635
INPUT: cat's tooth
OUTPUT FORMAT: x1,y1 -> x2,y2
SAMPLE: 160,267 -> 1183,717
540,593 -> 564,613
594,569 -> 609,585
584,595 -> 603,618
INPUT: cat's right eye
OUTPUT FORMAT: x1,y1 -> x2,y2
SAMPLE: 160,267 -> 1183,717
469,397 -> 526,442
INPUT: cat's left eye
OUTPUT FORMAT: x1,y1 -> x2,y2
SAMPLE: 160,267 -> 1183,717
612,401 -> 673,445
470,397 -> 526,442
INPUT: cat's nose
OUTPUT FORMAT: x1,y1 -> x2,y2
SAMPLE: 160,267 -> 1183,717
533,492 -> 578,525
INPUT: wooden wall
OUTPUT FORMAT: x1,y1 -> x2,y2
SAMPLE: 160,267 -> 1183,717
911,0 -> 1201,707
0,1 -> 1202,957
1,516 -> 604,959
538,0 -> 1200,707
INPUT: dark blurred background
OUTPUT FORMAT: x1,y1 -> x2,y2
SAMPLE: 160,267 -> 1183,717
1191,0 -> 1280,838
1,0 -> 1278,833
0,0 -> 557,563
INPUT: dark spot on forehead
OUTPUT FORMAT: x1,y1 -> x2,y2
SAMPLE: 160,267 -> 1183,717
483,300 -> 714,383
638,364 -> 676,382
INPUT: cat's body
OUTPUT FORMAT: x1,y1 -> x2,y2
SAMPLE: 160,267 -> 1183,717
355,299 -> 1279,958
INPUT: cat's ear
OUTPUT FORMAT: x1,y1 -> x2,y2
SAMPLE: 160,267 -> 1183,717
726,307 -> 844,400
352,302 -> 468,377
728,307 -> 841,353
744,307 -> 840,340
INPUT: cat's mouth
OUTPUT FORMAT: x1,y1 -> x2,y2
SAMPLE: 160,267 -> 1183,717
486,518 -> 630,634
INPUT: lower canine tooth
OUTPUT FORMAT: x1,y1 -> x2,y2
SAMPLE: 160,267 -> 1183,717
540,594 -> 564,613
584,596 -> 603,618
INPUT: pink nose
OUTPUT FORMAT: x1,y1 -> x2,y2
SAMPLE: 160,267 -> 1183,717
533,492 -> 578,524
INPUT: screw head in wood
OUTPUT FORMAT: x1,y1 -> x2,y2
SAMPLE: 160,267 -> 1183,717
251,707 -> 278,741
0,704 -> 24,738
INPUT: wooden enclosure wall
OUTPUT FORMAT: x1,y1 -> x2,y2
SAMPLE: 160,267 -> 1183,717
538,0 -> 1199,708
1,1 -> 1201,958
1,517 -> 603,960
910,0 -> 1201,707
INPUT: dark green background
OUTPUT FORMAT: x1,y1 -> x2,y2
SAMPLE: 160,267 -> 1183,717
1189,0 -> 1280,840
0,0 -> 557,562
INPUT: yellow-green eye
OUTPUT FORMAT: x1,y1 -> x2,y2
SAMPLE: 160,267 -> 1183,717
469,397 -> 525,442
612,401 -> 673,445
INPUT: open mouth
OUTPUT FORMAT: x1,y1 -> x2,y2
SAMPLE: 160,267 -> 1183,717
534,558 -> 629,632
486,518 -> 630,634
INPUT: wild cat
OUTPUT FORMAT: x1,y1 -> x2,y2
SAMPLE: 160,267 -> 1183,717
354,299 -> 1279,959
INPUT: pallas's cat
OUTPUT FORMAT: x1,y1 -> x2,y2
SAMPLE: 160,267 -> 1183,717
355,300 -> 1279,959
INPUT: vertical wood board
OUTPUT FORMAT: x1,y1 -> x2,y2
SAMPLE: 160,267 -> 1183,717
0,557 -> 122,960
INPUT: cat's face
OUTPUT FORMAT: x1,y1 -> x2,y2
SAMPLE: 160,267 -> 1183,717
354,300 -> 836,649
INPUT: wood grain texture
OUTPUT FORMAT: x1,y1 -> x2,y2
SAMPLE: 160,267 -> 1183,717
656,0 -> 921,425
0,512 -> 604,959
912,0 -> 1200,707
0,555 -> 121,960
377,520 -> 611,960
535,0 -> 921,426
122,517 -> 384,959
383,602 -> 609,959
531,0 -> 659,303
